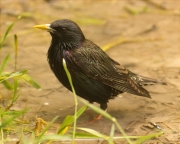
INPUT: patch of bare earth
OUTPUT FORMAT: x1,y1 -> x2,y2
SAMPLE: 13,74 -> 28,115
1,0 -> 180,143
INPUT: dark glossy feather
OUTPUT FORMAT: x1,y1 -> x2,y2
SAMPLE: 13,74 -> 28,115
37,19 -> 166,110
68,40 -> 151,98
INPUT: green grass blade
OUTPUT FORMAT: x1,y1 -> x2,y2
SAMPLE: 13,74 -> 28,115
73,132 -> 101,139
134,131 -> 164,144
0,23 -> 14,49
124,6 -> 139,15
0,70 -> 27,83
76,105 -> 87,118
13,79 -> 18,99
58,115 -> 74,134
12,94 -> 20,104
108,124 -> 115,144
0,109 -> 27,128
21,74 -> 41,89
0,109 -> 25,116
58,105 -> 87,134
11,79 -> 20,104
62,58 -> 78,143
0,54 -> 10,75
37,116 -> 59,140
14,34 -> 18,71
0,15 -> 21,49
37,134 -> 72,143
62,59 -> 75,93
77,127 -> 108,139
1,80 -> 14,90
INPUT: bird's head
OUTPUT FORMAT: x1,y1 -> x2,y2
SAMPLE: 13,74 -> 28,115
34,19 -> 85,49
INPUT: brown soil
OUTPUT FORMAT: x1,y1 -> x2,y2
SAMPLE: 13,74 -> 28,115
0,0 -> 180,143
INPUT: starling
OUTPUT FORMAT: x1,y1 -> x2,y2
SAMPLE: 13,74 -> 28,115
34,19 -> 166,113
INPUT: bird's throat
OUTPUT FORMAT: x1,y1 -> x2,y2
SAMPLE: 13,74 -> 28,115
50,35 -> 83,51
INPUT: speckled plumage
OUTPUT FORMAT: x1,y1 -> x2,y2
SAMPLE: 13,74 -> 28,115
36,19 -> 166,110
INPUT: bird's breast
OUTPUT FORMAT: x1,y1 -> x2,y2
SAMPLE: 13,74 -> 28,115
48,46 -> 71,90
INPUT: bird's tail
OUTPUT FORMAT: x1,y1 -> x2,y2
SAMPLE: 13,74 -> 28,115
128,71 -> 166,86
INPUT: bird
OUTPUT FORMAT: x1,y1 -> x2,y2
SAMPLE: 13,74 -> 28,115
34,19 -> 166,120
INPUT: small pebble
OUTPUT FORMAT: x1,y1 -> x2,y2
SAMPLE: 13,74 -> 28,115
44,102 -> 49,105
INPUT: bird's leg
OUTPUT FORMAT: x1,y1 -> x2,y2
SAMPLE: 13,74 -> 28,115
87,103 -> 107,124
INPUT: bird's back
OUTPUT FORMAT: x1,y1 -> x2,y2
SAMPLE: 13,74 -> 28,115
67,39 -> 151,98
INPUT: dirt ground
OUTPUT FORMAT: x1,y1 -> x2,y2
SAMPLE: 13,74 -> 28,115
1,0 -> 180,143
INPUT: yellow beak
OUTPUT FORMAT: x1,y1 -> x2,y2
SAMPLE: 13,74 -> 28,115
33,24 -> 55,32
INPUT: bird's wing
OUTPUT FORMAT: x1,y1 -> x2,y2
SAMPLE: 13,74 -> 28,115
65,40 -> 150,97
128,70 -> 166,86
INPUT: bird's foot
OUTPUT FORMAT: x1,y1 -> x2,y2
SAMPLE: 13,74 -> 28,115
87,114 -> 103,124
87,108 -> 107,124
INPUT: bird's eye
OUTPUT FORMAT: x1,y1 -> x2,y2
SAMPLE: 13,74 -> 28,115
62,27 -> 67,31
